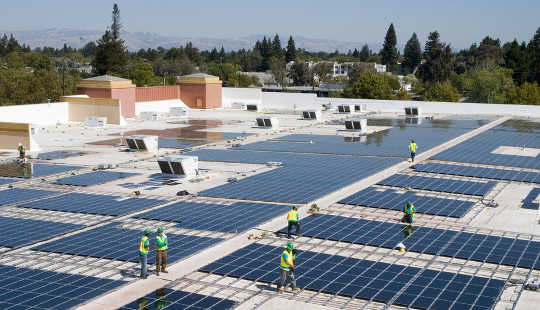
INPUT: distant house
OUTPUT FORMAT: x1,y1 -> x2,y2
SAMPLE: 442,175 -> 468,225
286,60 -> 386,79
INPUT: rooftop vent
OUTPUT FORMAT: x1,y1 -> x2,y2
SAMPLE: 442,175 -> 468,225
84,117 -> 107,128
125,135 -> 159,153
337,104 -> 355,114
169,107 -> 189,118
157,155 -> 198,177
405,106 -> 422,117
344,119 -> 367,133
302,110 -> 322,120
256,117 -> 279,129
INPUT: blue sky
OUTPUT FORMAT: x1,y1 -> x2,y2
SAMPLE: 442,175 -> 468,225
1,0 -> 539,49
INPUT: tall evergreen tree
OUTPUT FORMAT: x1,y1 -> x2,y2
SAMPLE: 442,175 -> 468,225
530,26 -> 540,84
352,48 -> 360,58
503,40 -> 530,84
111,4 -> 121,40
381,23 -> 398,72
272,34 -> 283,59
402,33 -> 422,74
92,4 -> 127,75
418,31 -> 453,82
285,36 -> 297,62
359,44 -> 370,61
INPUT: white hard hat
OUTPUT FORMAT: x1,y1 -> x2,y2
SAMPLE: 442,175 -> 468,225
18,143 -> 22,146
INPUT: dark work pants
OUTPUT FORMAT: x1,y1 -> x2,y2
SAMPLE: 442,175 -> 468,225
410,151 -> 416,162
402,214 -> 413,224
278,268 -> 296,289
287,221 -> 300,238
156,250 -> 167,272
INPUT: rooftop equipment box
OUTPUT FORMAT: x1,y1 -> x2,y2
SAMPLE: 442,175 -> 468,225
169,107 -> 189,117
157,155 -> 198,177
125,135 -> 159,153
405,106 -> 422,117
139,111 -> 160,121
344,119 -> 367,132
84,116 -> 107,127
337,104 -> 355,114
302,110 -> 322,120
256,117 -> 279,128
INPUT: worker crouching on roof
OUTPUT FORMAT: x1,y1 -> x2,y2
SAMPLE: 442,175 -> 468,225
155,226 -> 168,276
287,206 -> 300,239
278,242 -> 300,292
402,201 -> 416,224
139,228 -> 151,279
18,143 -> 26,162
409,140 -> 417,162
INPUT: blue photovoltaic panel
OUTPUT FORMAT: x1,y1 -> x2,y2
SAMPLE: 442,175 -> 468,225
339,187 -> 476,218
19,192 -> 166,216
377,174 -> 497,196
279,214 -> 540,270
522,188 -> 540,210
55,171 -> 139,186
159,133 -> 252,149
136,200 -> 290,233
239,119 -> 485,157
14,163 -> 84,178
200,243 -> 506,310
0,188 -> 57,206
36,151 -> 83,160
414,162 -> 540,184
0,264 -> 126,309
432,120 -> 540,169
0,178 -> 16,186
191,149 -> 401,203
34,223 -> 222,264
118,288 -> 236,310
0,216 -> 84,248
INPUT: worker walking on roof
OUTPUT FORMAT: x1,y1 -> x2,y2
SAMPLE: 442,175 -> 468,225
139,228 -> 151,279
155,227 -> 168,276
18,143 -> 25,162
287,206 -> 300,239
409,140 -> 417,162
402,201 -> 416,224
278,242 -> 300,292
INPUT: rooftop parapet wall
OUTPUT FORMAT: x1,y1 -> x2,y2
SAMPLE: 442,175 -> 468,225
0,122 -> 40,151
135,85 -> 180,103
62,96 -> 123,125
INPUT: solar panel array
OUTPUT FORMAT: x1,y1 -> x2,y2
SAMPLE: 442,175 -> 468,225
118,288 -> 237,310
0,178 -> 16,186
135,200 -> 290,233
414,162 -> 540,184
55,171 -> 139,186
0,216 -> 84,248
19,192 -> 166,216
522,188 -> 540,210
339,187 -> 476,218
34,223 -> 223,264
0,188 -> 57,206
159,132 -> 252,149
9,163 -> 84,178
36,151 -> 83,160
377,174 -> 497,196
200,243 -> 506,310
0,264 -> 126,310
280,214 -> 540,270
432,120 -> 540,169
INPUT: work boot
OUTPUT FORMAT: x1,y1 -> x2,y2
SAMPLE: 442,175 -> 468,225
161,269 -> 168,273
293,287 -> 300,291
278,287 -> 284,293
156,270 -> 160,276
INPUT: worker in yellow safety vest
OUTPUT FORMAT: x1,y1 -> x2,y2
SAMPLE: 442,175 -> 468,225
287,206 -> 300,239
18,143 -> 26,161
409,140 -> 417,162
139,228 -> 151,279
402,201 -> 416,224
155,227 -> 168,276
278,242 -> 300,292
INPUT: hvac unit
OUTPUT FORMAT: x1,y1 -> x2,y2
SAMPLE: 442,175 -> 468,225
256,117 -> 279,128
231,102 -> 248,110
84,116 -> 107,127
169,107 -> 189,117
302,110 -> 322,120
344,119 -> 367,132
157,155 -> 198,177
125,135 -> 159,153
354,104 -> 366,112
405,106 -> 422,117
139,111 -> 160,121
246,104 -> 259,111
337,104 -> 355,113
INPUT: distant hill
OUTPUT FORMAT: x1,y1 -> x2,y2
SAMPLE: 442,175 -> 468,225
0,28 -> 386,53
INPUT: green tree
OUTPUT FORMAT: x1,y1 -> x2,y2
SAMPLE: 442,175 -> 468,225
381,23 -> 398,72
359,44 -> 370,61
92,4 -> 128,75
272,34 -> 283,59
503,40 -> 530,85
384,74 -> 402,91
403,33 -> 422,74
312,62 -> 333,85
506,82 -> 540,105
269,57 -> 287,88
418,31 -> 453,82
111,3 -> 121,40
288,61 -> 312,86
342,71 -> 392,99
468,66 -> 514,104
423,81 -> 460,102
530,26 -> 540,84
128,62 -> 160,86
285,36 -> 297,62
348,63 -> 376,82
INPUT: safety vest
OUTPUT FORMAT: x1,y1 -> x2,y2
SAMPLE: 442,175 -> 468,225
409,142 -> 417,152
18,145 -> 25,153
287,210 -> 298,222
280,250 -> 294,270
139,236 -> 149,255
156,234 -> 168,251
404,205 -> 415,216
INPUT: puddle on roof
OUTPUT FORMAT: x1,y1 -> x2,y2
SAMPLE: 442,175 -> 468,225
0,162 -> 34,177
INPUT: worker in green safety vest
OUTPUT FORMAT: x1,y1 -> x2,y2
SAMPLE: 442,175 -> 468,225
139,228 -> 151,279
402,201 -> 416,224
155,288 -> 167,309
287,206 -> 300,239
18,143 -> 26,161
137,298 -> 150,310
278,242 -> 300,292
409,140 -> 417,162
155,226 -> 168,276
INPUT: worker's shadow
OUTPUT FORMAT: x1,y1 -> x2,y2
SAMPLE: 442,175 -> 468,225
120,267 -> 151,279
255,284 -> 277,292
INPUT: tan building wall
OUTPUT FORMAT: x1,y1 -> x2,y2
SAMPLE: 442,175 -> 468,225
205,83 -> 222,109
178,82 -> 222,109
0,122 -> 32,150
63,97 -> 122,125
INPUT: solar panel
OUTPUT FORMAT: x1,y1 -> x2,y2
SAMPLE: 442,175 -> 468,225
0,264 -> 126,309
432,120 -> 540,169
55,171 -> 139,186
135,200 -> 290,233
200,243 -> 506,309
18,192 -> 166,216
414,162 -> 540,184
279,214 -> 540,270
34,223 -> 223,264
339,187 -> 476,218
377,174 -> 497,196
0,188 -> 57,206
0,178 -> 17,186
118,288 -> 237,310
35,150 -> 83,160
522,188 -> 540,210
0,216 -> 84,248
